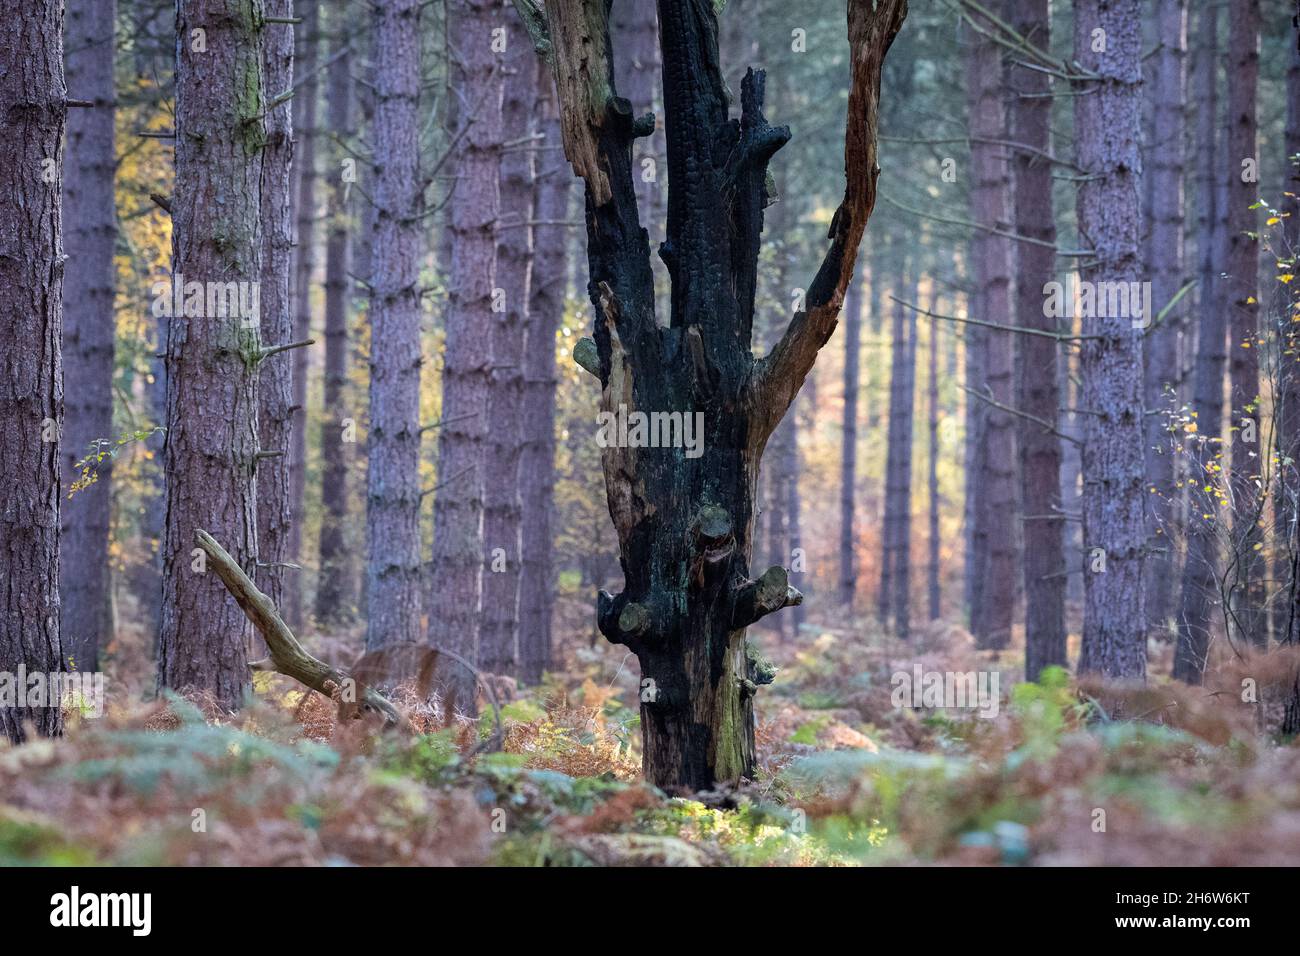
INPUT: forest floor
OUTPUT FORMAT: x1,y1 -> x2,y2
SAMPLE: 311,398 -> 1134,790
4,595 -> 1300,866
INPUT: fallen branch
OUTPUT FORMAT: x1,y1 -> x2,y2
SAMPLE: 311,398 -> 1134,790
194,529 -> 402,726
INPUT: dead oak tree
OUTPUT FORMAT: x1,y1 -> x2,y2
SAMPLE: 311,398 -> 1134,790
514,0 -> 907,790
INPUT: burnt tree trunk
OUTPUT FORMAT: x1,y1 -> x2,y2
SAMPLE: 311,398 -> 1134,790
60,0 -> 116,673
315,23 -> 355,628
1073,0 -> 1147,679
519,61 -> 570,685
0,0 -> 66,741
521,0 -> 905,789
158,0 -> 266,709
965,8 -> 1015,650
1008,0 -> 1065,680
256,1 -> 296,616
1174,2 -> 1228,683
479,14 -> 535,676
365,0 -> 424,649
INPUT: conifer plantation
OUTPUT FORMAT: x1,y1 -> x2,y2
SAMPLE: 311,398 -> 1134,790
3,0 -> 1300,893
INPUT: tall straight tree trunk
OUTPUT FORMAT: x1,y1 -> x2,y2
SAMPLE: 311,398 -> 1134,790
530,0 -> 905,788
1073,0 -> 1147,680
965,10 -> 1016,649
1142,0 -> 1187,641
1008,0 -> 1065,680
1226,0 -> 1263,649
881,278 -> 912,634
519,62 -> 569,685
479,15 -> 535,676
963,267 -> 986,622
365,0 -> 425,649
839,262 -> 863,609
159,0 -> 265,708
1174,2 -> 1228,683
927,284 -> 941,623
427,0 -> 504,671
0,0 -> 66,742
315,24 -> 354,628
256,2 -> 296,613
1280,0 -> 1300,731
287,1 -> 319,631
894,281 -> 917,639
60,0 -> 116,673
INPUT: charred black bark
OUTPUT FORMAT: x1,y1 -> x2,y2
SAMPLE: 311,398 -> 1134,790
522,0 -> 905,789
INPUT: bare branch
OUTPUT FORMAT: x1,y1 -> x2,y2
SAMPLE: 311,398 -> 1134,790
749,0 -> 909,440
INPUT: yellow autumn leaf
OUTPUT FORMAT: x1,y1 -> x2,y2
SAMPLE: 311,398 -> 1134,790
1279,274 -> 1295,284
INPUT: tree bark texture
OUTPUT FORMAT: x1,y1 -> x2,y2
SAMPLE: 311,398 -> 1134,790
365,0 -> 425,649
256,0 -> 296,614
287,0 -> 319,631
0,0 -> 66,742
60,0 -> 116,673
1141,0 -> 1187,640
1226,0 -> 1263,649
479,13 -> 535,676
159,0 -> 267,709
519,60 -> 569,685
315,23 -> 355,628
1073,0 -> 1147,680
1174,2 -> 1228,683
965,9 -> 1016,650
427,0 -> 504,676
527,0 -> 906,789
1008,0 -> 1065,680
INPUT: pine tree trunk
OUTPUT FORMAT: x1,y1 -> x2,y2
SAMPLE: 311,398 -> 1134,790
1074,0 -> 1147,680
60,0 -> 116,673
1226,0 -> 1264,649
1142,0 -> 1187,641
1280,0 -> 1300,730
928,290 -> 940,622
0,0 -> 66,742
965,11 -> 1016,650
881,279 -> 911,634
256,1 -> 296,614
315,23 -> 354,628
894,284 -> 917,638
427,0 -> 503,665
1174,2 -> 1228,683
365,0 -> 425,649
159,0 -> 265,708
479,16 -> 534,676
1008,0 -> 1065,680
519,62 -> 569,685
287,1 -> 319,632
427,0 -> 504,683
531,0 -> 904,788
839,264 -> 863,609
